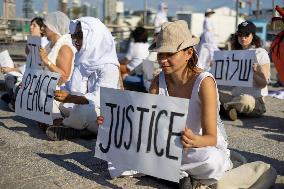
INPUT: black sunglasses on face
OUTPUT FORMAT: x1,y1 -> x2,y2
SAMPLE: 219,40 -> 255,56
71,32 -> 83,39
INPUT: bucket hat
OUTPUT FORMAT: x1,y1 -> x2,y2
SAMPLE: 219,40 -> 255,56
149,20 -> 199,53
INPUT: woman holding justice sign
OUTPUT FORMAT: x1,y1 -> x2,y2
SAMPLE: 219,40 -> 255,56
97,20 -> 232,188
45,17 -> 120,140
219,21 -> 270,121
148,20 -> 232,188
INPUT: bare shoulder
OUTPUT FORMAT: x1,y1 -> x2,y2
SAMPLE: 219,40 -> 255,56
149,74 -> 159,94
59,45 -> 73,55
199,76 -> 217,97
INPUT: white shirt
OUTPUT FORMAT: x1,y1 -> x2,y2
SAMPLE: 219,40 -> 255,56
125,42 -> 149,72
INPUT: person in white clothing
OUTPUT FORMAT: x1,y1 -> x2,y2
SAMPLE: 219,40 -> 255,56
120,26 -> 149,91
154,2 -> 168,34
45,17 -> 120,141
196,9 -> 219,71
36,11 -> 76,130
0,17 -> 48,111
148,20 -> 232,188
219,21 -> 270,121
39,11 -> 76,86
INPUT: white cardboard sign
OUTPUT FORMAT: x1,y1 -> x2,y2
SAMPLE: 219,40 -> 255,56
210,50 -> 256,87
15,69 -> 60,125
26,36 -> 43,69
95,87 -> 189,182
0,50 -> 14,68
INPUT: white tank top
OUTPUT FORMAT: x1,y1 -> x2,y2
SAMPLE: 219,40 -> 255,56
158,71 -> 230,156
46,34 -> 76,82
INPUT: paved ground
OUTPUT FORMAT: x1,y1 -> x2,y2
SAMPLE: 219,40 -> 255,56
0,64 -> 283,188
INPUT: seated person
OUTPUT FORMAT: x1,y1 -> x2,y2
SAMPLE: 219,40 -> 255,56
219,21 -> 270,121
45,17 -> 120,141
119,27 -> 149,90
0,17 -> 48,111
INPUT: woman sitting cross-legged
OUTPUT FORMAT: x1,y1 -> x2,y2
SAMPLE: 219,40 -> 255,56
45,17 -> 120,141
97,20 -> 233,188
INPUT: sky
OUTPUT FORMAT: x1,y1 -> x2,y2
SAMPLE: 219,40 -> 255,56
0,0 -> 283,18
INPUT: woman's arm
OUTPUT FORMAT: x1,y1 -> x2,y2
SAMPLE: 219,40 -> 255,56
0,67 -> 21,73
40,45 -> 74,85
54,90 -> 89,104
253,63 -> 269,88
181,76 -> 217,149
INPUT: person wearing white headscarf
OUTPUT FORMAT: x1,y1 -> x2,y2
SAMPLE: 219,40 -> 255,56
46,17 -> 120,140
154,2 -> 168,34
37,11 -> 76,126
39,11 -> 76,86
197,9 -> 219,72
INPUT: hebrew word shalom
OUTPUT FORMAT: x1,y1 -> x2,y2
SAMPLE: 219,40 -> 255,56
26,36 -> 43,69
95,87 -> 189,182
211,50 -> 256,87
15,69 -> 60,125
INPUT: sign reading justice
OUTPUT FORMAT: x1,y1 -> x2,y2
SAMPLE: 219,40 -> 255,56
211,50 -> 256,87
95,87 -> 189,182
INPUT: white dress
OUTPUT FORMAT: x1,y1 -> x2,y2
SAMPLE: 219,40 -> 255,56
159,71 -> 232,185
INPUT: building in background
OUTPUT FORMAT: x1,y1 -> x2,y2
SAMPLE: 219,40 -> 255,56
103,0 -> 117,23
81,3 -> 98,17
22,0 -> 34,19
58,0 -> 68,14
3,0 -> 16,19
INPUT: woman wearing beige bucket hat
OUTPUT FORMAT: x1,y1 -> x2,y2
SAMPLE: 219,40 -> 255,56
149,20 -> 232,188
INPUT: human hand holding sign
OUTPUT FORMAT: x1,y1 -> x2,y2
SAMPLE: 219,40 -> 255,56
181,127 -> 196,149
54,90 -> 71,103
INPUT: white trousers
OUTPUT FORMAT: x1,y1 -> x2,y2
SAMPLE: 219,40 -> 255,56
59,103 -> 99,133
108,146 -> 232,185
181,147 -> 232,185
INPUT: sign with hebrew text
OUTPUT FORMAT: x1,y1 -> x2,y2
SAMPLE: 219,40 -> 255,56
95,87 -> 189,182
210,50 -> 256,87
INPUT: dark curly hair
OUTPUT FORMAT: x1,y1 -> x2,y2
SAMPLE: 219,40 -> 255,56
232,33 -> 262,50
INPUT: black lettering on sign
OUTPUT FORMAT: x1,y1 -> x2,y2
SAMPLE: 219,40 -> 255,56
239,59 -> 252,81
114,106 -> 124,148
124,105 -> 134,150
166,112 -> 184,160
27,74 -> 38,111
20,74 -> 32,108
229,53 -> 239,80
43,77 -> 57,115
136,107 -> 150,152
99,103 -> 117,153
153,110 -> 168,156
146,105 -> 157,152
31,74 -> 42,112
38,75 -> 49,112
225,57 -> 230,80
214,60 -> 224,80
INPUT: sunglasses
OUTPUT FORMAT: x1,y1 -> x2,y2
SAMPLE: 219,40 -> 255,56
71,32 -> 83,39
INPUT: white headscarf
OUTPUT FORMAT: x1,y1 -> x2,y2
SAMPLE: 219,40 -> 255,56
66,17 -> 119,94
44,11 -> 70,36
69,17 -> 119,77
154,2 -> 168,33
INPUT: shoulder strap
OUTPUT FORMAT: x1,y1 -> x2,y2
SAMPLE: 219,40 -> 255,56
158,71 -> 169,96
